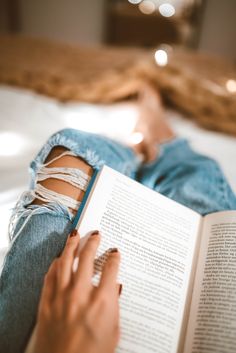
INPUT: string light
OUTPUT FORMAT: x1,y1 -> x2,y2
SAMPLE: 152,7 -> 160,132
128,0 -> 142,4
154,49 -> 168,66
226,79 -> 236,93
138,0 -> 156,15
159,3 -> 175,17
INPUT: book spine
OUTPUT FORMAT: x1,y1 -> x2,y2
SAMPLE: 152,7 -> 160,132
72,169 -> 99,228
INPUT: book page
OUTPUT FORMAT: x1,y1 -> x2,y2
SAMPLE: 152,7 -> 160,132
184,211 -> 236,353
77,166 -> 202,353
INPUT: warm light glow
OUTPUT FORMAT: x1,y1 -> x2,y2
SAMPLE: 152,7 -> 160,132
159,3 -> 175,17
226,79 -> 236,93
129,132 -> 144,145
139,0 -> 156,15
128,0 -> 142,4
154,49 -> 168,66
0,132 -> 26,156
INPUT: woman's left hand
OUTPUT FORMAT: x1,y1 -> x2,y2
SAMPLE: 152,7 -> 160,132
25,230 -> 121,353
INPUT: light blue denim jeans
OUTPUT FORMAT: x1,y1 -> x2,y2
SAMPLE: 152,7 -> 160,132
0,129 -> 236,353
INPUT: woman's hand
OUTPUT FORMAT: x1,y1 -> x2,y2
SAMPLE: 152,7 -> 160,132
25,230 -> 121,353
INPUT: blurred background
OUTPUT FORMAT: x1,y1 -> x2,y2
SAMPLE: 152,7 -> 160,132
0,0 -> 236,59
0,0 -> 236,262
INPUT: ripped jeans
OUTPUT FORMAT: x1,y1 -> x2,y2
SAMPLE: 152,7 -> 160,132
0,129 -> 236,353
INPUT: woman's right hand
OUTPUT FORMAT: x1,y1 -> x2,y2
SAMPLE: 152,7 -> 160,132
25,229 -> 121,353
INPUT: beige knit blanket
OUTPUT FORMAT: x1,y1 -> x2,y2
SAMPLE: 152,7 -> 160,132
0,35 -> 236,136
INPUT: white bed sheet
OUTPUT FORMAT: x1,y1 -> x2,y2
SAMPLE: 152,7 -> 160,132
0,85 -> 236,265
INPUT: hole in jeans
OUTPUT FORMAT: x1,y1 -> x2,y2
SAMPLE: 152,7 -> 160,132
31,146 -> 94,215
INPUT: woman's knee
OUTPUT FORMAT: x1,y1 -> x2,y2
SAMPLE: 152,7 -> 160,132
45,128 -> 138,177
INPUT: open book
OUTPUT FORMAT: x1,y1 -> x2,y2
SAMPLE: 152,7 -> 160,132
73,166 -> 236,353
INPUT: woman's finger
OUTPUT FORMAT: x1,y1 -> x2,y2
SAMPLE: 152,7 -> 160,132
57,229 -> 80,290
98,249 -> 120,297
73,231 -> 100,296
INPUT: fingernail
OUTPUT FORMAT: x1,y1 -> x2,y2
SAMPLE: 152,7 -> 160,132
90,230 -> 99,236
119,284 -> 123,296
109,247 -> 118,253
70,229 -> 78,237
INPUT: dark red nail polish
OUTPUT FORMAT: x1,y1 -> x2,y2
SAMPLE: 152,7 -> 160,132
91,230 -> 99,236
119,284 -> 123,296
110,248 -> 118,253
70,229 -> 78,237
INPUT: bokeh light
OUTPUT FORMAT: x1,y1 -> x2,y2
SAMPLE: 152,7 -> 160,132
154,49 -> 168,66
226,79 -> 236,93
159,3 -> 176,17
129,132 -> 144,145
128,0 -> 142,4
139,0 -> 156,15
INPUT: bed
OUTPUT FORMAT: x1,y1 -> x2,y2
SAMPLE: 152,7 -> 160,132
0,84 -> 236,268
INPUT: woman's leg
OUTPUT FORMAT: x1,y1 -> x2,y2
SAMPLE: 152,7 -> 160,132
138,138 -> 236,215
0,129 -> 140,353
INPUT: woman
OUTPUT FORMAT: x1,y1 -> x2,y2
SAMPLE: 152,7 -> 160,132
0,87 -> 236,353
